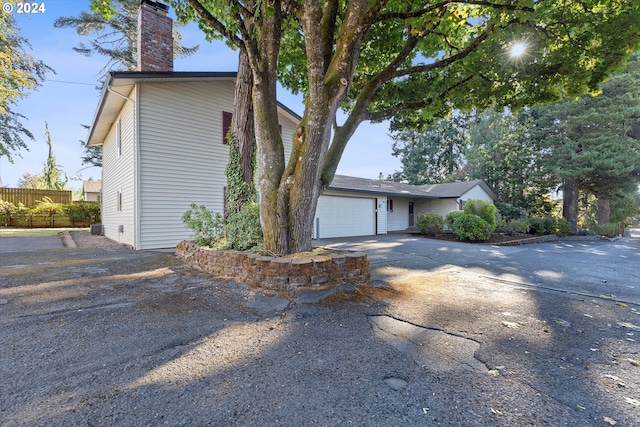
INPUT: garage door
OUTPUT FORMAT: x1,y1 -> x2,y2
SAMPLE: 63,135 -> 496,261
314,195 -> 376,238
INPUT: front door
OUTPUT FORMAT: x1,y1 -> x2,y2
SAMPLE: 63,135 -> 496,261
408,202 -> 414,227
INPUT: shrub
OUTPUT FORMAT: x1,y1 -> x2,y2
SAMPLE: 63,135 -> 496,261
416,212 -> 444,236
495,202 -> 528,221
497,218 -> 530,236
591,222 -> 621,238
182,203 -> 224,246
224,202 -> 263,251
31,197 -> 64,217
528,217 -> 555,235
445,211 -> 465,229
554,218 -> 571,237
63,202 -> 101,224
463,199 -> 497,232
451,213 -> 492,241
0,200 -> 19,226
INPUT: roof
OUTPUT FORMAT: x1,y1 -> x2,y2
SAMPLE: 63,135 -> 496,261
419,179 -> 498,200
328,175 -> 499,201
328,175 -> 435,198
83,180 -> 102,193
86,71 -> 302,147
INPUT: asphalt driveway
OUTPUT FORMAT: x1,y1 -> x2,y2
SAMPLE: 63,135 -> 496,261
318,232 -> 640,305
1,232 -> 639,426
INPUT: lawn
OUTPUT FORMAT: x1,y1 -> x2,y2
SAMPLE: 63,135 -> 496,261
0,227 -> 87,238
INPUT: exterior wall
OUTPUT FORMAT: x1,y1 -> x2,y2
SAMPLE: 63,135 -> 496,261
84,192 -> 99,202
136,80 -> 297,249
460,185 -> 494,204
376,196 -> 387,235
101,89 -> 136,247
414,198 -> 459,218
386,197 -> 410,231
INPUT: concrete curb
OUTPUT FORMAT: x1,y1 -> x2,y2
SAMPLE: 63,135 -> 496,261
60,231 -> 77,248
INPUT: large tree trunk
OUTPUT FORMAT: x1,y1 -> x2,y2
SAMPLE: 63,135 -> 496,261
231,49 -> 255,190
597,194 -> 611,224
563,178 -> 579,234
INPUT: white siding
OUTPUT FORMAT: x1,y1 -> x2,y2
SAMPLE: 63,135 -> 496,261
386,197 -> 410,231
460,185 -> 494,204
376,196 -> 387,235
137,80 -> 298,249
101,90 -> 136,247
415,198 -> 459,219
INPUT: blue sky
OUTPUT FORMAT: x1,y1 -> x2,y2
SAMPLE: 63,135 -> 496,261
1,1 -> 400,190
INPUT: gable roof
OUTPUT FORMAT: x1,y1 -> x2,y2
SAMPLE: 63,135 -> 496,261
82,180 -> 102,193
328,175 -> 498,201
86,71 -> 302,147
419,179 -> 498,200
328,175 -> 436,198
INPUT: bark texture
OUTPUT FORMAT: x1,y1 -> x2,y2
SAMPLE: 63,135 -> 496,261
563,178 -> 579,234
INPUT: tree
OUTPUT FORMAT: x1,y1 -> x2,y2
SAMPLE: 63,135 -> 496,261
0,2 -> 53,163
99,0 -> 640,254
531,52 -> 640,229
391,114 -> 469,184
55,0 -> 199,168
40,122 -> 68,190
17,172 -> 44,189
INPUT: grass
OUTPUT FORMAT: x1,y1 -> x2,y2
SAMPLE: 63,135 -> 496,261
0,227 -> 87,238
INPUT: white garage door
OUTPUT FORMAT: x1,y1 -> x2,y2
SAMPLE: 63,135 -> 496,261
315,195 -> 376,238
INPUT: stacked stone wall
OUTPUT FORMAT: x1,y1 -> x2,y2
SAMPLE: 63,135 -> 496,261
176,241 -> 370,291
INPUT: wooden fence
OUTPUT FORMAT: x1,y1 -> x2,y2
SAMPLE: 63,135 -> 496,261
0,188 -> 72,207
6,215 -> 92,228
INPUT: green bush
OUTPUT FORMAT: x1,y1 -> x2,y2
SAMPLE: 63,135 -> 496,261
224,202 -> 263,251
0,200 -> 18,226
495,202 -> 528,221
31,197 -> 64,216
463,199 -> 497,232
451,213 -> 493,241
528,217 -> 555,235
182,203 -> 224,246
63,202 -> 101,224
416,212 -> 444,236
591,222 -> 621,238
445,211 -> 465,229
554,218 -> 571,237
497,218 -> 530,236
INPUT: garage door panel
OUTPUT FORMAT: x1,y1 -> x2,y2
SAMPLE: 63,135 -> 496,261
315,196 -> 375,238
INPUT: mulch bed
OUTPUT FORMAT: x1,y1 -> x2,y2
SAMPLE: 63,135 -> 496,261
424,232 -> 535,244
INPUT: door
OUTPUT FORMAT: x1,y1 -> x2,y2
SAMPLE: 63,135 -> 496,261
315,195 -> 376,238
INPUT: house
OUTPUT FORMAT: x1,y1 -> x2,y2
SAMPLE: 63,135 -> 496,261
82,180 -> 101,202
86,0 -> 298,250
87,0 -> 498,249
312,176 -> 498,239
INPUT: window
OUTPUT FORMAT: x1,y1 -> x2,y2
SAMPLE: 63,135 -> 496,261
116,119 -> 122,157
117,190 -> 122,211
222,111 -> 232,144
387,199 -> 394,212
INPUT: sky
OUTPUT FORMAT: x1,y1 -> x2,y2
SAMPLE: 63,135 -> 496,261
1,1 -> 401,191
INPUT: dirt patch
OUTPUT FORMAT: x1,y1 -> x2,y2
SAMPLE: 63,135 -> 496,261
69,230 -> 132,249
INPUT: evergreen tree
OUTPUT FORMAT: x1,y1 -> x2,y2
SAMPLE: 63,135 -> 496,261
42,122 -> 67,190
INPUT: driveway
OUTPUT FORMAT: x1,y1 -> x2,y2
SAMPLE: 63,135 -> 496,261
318,232 -> 640,305
1,232 -> 639,426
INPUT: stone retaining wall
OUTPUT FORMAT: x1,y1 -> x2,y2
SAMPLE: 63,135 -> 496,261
176,241 -> 370,291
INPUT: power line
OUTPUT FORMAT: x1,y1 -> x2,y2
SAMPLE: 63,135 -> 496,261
46,79 -> 98,86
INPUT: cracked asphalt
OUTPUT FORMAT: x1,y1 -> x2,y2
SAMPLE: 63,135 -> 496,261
1,231 -> 639,426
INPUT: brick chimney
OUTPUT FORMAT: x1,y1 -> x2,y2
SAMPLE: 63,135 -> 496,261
137,0 -> 173,72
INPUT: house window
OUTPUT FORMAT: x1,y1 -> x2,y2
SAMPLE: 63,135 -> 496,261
117,190 -> 122,211
387,199 -> 394,212
116,119 -> 122,157
222,111 -> 232,145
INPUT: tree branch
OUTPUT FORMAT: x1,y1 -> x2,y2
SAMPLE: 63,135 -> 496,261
185,0 -> 243,49
377,0 -> 533,22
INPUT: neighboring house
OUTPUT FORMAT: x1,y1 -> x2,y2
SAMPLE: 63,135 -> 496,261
82,180 -> 101,202
87,0 -> 498,249
313,176 -> 498,239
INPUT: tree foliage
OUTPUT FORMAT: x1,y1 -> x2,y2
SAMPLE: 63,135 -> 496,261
42,122 -> 67,190
94,0 -> 640,254
0,3 -> 53,162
